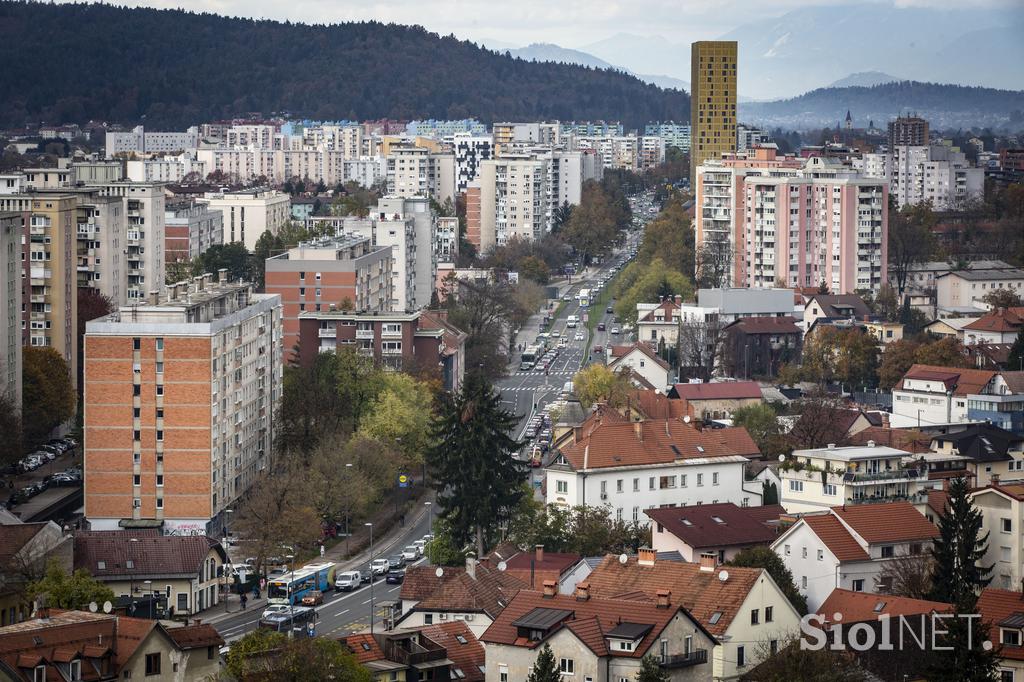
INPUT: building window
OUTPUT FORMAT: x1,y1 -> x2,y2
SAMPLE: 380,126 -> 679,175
69,660 -> 81,681
133,474 -> 141,486
766,606 -> 773,623
712,472 -> 719,485
156,498 -> 163,510
34,666 -> 46,682
1002,518 -> 1012,533
649,477 -> 655,490
736,645 -> 745,668
751,608 -> 759,625
697,473 -> 704,486
133,338 -> 141,350
823,483 -> 837,496
556,480 -> 568,495
155,338 -> 163,351
424,614 -> 433,624
784,544 -> 790,555
145,653 -> 161,676
789,480 -> 804,492
633,478 -> 639,492
852,579 -> 864,592
1003,630 -> 1020,646
559,659 -> 574,674
156,362 -> 163,374
881,546 -> 894,558
802,576 -> 808,589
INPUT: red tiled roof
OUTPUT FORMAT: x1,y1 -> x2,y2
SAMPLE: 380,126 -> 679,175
480,589 -> 681,656
670,381 -> 762,401
557,416 -> 760,471
114,617 -> 156,667
831,502 -> 939,544
418,621 -> 485,681
897,364 -> 996,397
742,504 -> 788,526
608,343 -> 671,372
400,563 -> 525,618
818,589 -> 950,624
628,390 -> 687,420
645,503 -> 777,550
848,426 -> 931,453
724,316 -> 802,335
800,515 -> 870,562
341,633 -> 386,663
0,523 -> 50,565
165,624 -> 224,650
638,301 -> 681,324
582,555 -> 765,637
927,490 -> 950,519
964,308 -> 1023,332
978,588 -> 1024,661
73,531 -> 224,579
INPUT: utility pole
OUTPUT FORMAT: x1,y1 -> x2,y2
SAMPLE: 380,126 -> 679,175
366,522 -> 375,634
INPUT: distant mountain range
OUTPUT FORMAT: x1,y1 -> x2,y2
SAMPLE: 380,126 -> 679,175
508,43 -> 689,93
828,72 -> 901,89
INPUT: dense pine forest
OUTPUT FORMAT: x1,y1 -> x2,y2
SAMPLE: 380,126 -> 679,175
0,1 -> 689,128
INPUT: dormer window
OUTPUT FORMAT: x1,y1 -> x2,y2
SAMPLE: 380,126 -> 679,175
1002,629 -> 1020,646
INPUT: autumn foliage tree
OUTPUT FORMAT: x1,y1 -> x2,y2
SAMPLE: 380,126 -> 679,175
878,337 -> 969,390
22,347 -> 75,449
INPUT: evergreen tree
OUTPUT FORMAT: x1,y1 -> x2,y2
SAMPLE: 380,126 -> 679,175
636,655 -> 670,682
1009,327 -> 1024,372
526,644 -> 561,682
426,373 -> 526,558
924,606 -> 999,682
929,476 -> 991,606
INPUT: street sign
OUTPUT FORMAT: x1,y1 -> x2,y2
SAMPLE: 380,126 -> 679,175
582,312 -> 589,322
397,474 -> 410,488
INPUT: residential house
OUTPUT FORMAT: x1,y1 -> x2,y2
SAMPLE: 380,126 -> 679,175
928,424 -> 1024,486
890,364 -> 997,428
863,320 -> 905,346
544,412 -> 763,524
0,610 -> 223,682
666,381 -> 763,421
647,503 -> 786,562
966,371 -> 1024,434
721,316 -> 802,380
923,316 -> 979,340
393,557 -> 525,638
976,588 -> 1024,681
801,294 -> 872,331
779,442 -> 930,513
968,484 -> 1024,590
636,297 -> 683,347
816,587 -> 950,623
0,522 -> 72,627
961,307 -> 1024,345
607,344 -> 673,391
73,531 -> 227,617
583,549 -> 802,680
343,621 -> 486,682
481,579 -> 717,682
770,502 -> 938,611
500,546 -> 587,594
935,267 -> 1024,313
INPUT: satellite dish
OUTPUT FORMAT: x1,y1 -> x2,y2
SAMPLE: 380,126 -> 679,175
618,553 -> 628,565
497,561 -> 507,572
102,601 -> 113,614
435,567 -> 444,578
88,602 -> 98,613
778,454 -> 786,462
683,415 -> 691,423
718,570 -> 729,583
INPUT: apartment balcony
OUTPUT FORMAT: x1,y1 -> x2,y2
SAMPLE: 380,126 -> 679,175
381,347 -> 403,355
355,329 -> 375,340
842,468 -> 928,484
659,650 -> 709,669
318,327 -> 336,338
357,347 -> 374,357
847,490 -> 929,505
380,328 -> 402,338
30,294 -> 45,304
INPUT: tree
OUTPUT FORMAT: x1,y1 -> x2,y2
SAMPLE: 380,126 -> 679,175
423,517 -> 469,566
444,279 -> 522,379
636,194 -> 694,276
1009,327 -> 1024,372
526,644 -> 561,682
636,655 -> 670,682
929,477 -> 991,606
551,201 -> 573,233
194,242 -> 254,283
888,201 -> 938,298
740,639 -> 871,682
276,353 -> 350,455
22,347 -> 75,449
572,364 -> 632,410
694,236 -> 732,290
518,255 -> 551,284
224,629 -> 370,682
357,373 -> 435,468
562,180 -> 620,264
877,554 -> 934,599
981,287 -> 1022,310
0,384 -> 21,468
786,392 -> 853,451
912,337 -> 969,368
165,257 -> 193,285
26,559 -> 114,610
76,288 -> 114,395
731,404 -> 781,455
677,312 -> 725,383
877,339 -> 920,391
799,327 -> 879,388
727,546 -> 807,615
872,283 -> 900,322
613,258 -> 692,325
426,374 -> 526,558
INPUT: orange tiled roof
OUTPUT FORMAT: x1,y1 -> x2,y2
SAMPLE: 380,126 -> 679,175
964,308 -> 1023,333
897,364 -> 996,397
818,589 -> 950,623
341,633 -> 386,663
418,621 -> 485,681
831,502 -> 938,544
978,588 -> 1024,661
800,514 -> 870,562
608,343 -> 671,372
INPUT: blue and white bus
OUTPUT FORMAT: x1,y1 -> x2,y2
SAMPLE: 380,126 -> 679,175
267,562 -> 335,606
258,606 -> 319,638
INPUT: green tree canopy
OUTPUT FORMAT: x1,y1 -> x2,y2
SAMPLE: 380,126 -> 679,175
612,258 -> 693,325
929,477 -> 991,606
636,655 -> 670,682
357,372 -> 436,467
730,403 -> 781,456
727,546 -> 807,615
526,644 -> 561,682
572,364 -> 633,410
22,347 -> 75,448
225,629 -> 371,682
26,560 -> 114,610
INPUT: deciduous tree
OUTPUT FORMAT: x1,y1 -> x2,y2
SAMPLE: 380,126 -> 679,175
572,364 -> 633,410
224,629 -> 370,682
357,373 -> 435,468
731,404 -> 781,455
981,287 -> 1022,310
26,560 -> 114,610
727,546 -> 807,615
22,347 -> 75,448
888,201 -> 938,297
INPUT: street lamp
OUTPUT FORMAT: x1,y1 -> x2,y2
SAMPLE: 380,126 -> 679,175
344,463 -> 354,558
221,509 -> 234,611
143,580 -> 153,619
285,553 -> 295,636
366,522 -> 375,634
424,501 -> 433,535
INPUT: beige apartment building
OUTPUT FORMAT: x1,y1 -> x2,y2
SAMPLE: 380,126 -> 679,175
385,146 -> 456,204
93,182 -> 166,303
690,41 -> 738,182
472,156 -> 546,254
0,213 -> 22,406
200,188 -> 290,251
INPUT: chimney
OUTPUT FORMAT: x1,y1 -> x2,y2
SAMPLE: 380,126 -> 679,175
166,284 -> 177,301
575,581 -> 590,601
203,272 -> 214,289
218,268 -> 228,284
148,290 -> 159,305
699,552 -> 717,572
542,580 -> 557,598
674,294 -> 682,304
827,443 -> 836,449
867,440 -> 876,448
638,547 -> 656,567
466,556 -> 477,580
193,275 -> 204,292
634,421 -> 644,441
655,589 -> 671,609
535,545 -> 545,564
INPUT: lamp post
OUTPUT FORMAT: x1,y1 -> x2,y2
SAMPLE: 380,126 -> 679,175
344,463 -> 353,558
366,522 -> 375,634
221,509 -> 234,611
285,553 -> 295,637
143,580 -> 153,619
424,501 -> 433,535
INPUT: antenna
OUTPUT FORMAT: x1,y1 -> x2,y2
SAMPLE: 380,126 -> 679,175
497,561 -> 507,572
618,553 -> 628,565
778,454 -> 786,462
718,570 -> 729,583
683,415 -> 691,424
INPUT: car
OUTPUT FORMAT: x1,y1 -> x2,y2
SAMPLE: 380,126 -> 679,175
385,568 -> 406,584
550,330 -> 561,339
370,558 -> 390,576
335,571 -> 362,591
38,450 -> 56,461
606,306 -> 614,314
360,569 -> 373,583
611,327 -> 620,335
593,345 -> 603,354
562,294 -> 572,301
412,540 -> 427,553
401,545 -> 419,562
574,332 -> 584,341
301,590 -> 324,606
262,604 -> 291,619
597,323 -> 606,331
421,534 -> 435,544
388,554 -> 406,569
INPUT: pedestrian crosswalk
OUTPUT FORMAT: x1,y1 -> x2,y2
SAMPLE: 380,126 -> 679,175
509,370 -> 575,378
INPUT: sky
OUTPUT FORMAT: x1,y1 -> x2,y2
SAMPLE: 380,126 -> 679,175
60,0 -> 1021,50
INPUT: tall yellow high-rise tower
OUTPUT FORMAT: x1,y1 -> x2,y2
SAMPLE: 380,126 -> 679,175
690,41 -> 738,182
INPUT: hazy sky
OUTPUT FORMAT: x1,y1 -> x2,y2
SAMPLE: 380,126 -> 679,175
62,0 -> 1020,49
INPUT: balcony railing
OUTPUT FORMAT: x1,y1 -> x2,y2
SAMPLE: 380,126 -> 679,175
659,650 -> 708,668
355,329 -> 375,340
318,327 -> 336,338
843,468 -> 927,484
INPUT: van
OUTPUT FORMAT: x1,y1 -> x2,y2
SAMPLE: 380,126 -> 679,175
566,315 -> 578,328
335,571 -> 362,591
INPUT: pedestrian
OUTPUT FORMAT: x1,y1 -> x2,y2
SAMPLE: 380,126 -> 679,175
319,544 -> 325,558
253,585 -> 260,599
240,593 -> 247,610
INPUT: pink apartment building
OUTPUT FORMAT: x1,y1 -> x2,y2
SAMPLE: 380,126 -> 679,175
695,146 -> 888,294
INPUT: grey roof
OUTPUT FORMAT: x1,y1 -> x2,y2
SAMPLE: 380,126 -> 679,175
695,288 -> 794,315
1000,612 -> 1024,628
511,607 -> 574,630
606,622 -> 654,640
936,267 -> 1024,281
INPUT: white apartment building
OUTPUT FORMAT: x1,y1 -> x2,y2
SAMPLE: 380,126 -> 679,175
200,188 -> 290,252
104,126 -> 199,157
74,195 -> 128,305
0,212 -> 22,407
126,155 -> 207,184
644,122 -> 691,152
545,412 -> 763,524
935,266 -> 1024,312
573,135 -> 640,171
695,148 -> 888,293
451,133 -> 493,193
92,182 -> 166,302
779,443 -> 930,514
475,156 -> 546,253
890,363 -> 998,428
864,144 -> 984,210
771,502 -> 939,611
736,125 -> 768,152
638,136 -> 666,170
301,124 -> 362,158
385,146 -> 456,204
225,124 -> 278,149
969,484 -> 1024,590
71,162 -> 125,185
435,216 -> 459,264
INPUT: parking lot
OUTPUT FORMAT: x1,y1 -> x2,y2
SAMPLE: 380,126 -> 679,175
2,437 -> 82,512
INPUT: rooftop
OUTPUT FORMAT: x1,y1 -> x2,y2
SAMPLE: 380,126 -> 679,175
937,267 -> 1024,281
831,501 -> 939,545
668,381 -> 762,401
897,364 -> 997,397
798,514 -> 870,562
73,531 -> 225,580
723,315 -> 802,335
790,442 -> 910,462
819,589 -> 950,624
645,503 -> 779,550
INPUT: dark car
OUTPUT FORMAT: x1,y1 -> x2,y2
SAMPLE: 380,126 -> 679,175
385,568 -> 406,584
388,554 -> 406,569
606,306 -> 613,314
597,323 -> 606,331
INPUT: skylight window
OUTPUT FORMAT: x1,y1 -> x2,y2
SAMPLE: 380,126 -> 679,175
712,516 -> 725,524
697,446 -> 705,453
456,634 -> 468,645
873,601 -> 886,613
682,519 -> 693,526
709,612 -> 723,624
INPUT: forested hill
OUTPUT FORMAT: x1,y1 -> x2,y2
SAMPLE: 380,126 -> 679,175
740,80 -> 1024,130
0,1 -> 689,129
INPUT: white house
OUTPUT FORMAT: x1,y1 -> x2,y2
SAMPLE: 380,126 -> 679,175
770,502 -> 938,612
636,297 -> 683,347
544,411 -> 763,525
890,363 -> 998,428
779,442 -> 930,514
935,267 -> 1024,312
960,308 -> 1024,345
607,343 -> 673,391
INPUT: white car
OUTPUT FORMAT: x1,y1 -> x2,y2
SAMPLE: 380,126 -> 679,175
370,558 -> 390,576
261,603 -> 291,619
401,545 -> 419,562
412,539 -> 427,553
574,333 -> 584,341
550,331 -> 561,338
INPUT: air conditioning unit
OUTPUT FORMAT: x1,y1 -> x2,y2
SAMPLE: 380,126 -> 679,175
465,614 -> 474,621
600,493 -> 608,500
438,613 -> 448,621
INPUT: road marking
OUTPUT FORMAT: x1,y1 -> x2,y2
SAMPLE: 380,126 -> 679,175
334,608 -> 350,617
361,598 -> 372,604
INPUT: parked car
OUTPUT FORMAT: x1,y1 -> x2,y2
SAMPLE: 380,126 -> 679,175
301,590 -> 324,606
335,571 -> 362,592
606,306 -> 614,314
370,558 -> 390,576
385,568 -> 406,584
611,327 -> 620,335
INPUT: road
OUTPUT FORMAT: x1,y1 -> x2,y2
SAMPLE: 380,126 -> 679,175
213,503 -> 432,641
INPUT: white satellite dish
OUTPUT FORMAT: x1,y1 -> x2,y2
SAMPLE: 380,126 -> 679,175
497,561 -> 507,572
102,601 -> 113,614
683,415 -> 691,423
435,567 -> 444,578
778,454 -> 786,462
88,602 -> 98,613
618,553 -> 628,565
718,570 -> 729,583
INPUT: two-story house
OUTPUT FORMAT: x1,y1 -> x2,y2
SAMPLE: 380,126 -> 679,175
891,364 -> 1023,432
770,502 -> 939,611
721,316 -> 803,380
544,412 -> 763,524
977,588 -> 1024,682
343,621 -> 486,682
961,307 -> 1024,345
927,424 -> 1024,486
584,549 -> 801,680
779,442 -> 930,514
647,503 -> 785,563
967,372 -> 1024,435
482,578 -> 717,682
637,297 -> 684,347
607,344 -> 673,391
968,483 -> 1024,590
666,381 -> 763,421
